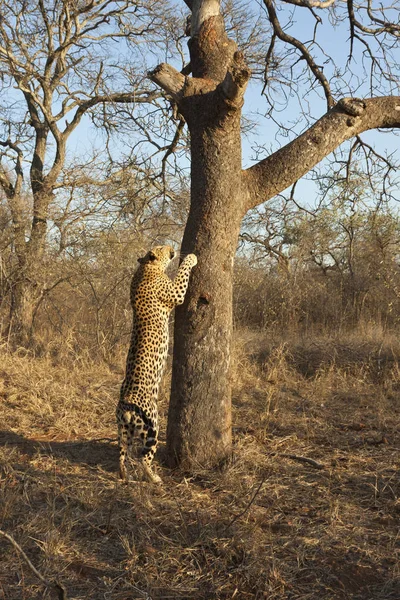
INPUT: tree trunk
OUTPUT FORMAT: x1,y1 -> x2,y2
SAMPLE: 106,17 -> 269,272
7,190 -> 50,348
149,9 -> 251,468
9,277 -> 36,348
167,98 -> 246,467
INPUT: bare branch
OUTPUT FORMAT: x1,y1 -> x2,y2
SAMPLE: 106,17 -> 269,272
161,118 -> 186,183
223,477 -> 266,533
282,0 -> 336,7
347,0 -> 400,36
263,0 -> 334,109
280,454 -> 325,469
0,139 -> 24,197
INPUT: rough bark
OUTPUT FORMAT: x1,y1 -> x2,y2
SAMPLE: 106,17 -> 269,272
167,98 -> 245,467
9,279 -> 37,348
6,189 -> 53,347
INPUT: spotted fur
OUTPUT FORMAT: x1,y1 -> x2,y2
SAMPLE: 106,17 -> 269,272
116,245 -> 197,483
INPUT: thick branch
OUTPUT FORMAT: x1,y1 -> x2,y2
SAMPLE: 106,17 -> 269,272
148,64 -> 187,102
148,63 -> 216,107
244,96 -> 400,211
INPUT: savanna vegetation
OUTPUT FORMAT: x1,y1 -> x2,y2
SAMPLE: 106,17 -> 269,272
1,0 -> 399,598
1,169 -> 399,599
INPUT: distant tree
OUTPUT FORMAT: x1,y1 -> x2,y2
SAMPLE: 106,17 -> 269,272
235,168 -> 400,332
0,0 -> 169,346
295,173 -> 400,326
148,0 -> 400,469
240,197 -> 299,274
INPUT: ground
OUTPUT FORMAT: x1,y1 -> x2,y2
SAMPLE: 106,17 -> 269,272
0,330 -> 399,599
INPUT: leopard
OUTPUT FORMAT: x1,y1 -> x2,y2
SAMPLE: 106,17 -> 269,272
116,245 -> 197,484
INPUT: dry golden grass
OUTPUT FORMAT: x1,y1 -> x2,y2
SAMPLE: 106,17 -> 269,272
0,330 -> 399,599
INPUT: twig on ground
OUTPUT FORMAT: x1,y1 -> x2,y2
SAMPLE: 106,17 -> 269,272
280,454 -> 325,469
223,477 -> 266,534
0,529 -> 68,600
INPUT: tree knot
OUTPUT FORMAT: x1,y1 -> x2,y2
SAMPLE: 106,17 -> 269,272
197,293 -> 211,307
336,97 -> 366,117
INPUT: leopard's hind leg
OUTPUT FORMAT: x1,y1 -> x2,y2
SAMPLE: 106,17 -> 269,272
117,402 -> 161,484
137,411 -> 161,484
117,408 -> 135,481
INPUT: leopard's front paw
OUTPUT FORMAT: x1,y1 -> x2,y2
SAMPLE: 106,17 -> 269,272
186,254 -> 198,267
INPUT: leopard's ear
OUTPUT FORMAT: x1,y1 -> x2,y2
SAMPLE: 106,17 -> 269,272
148,250 -> 157,261
137,257 -> 145,264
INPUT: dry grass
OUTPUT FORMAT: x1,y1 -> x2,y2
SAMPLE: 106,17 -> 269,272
0,330 -> 399,600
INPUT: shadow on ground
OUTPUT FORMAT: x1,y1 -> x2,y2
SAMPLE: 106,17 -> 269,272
0,429 -> 118,472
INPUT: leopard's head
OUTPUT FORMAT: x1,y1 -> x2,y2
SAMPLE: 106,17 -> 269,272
138,245 -> 175,270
